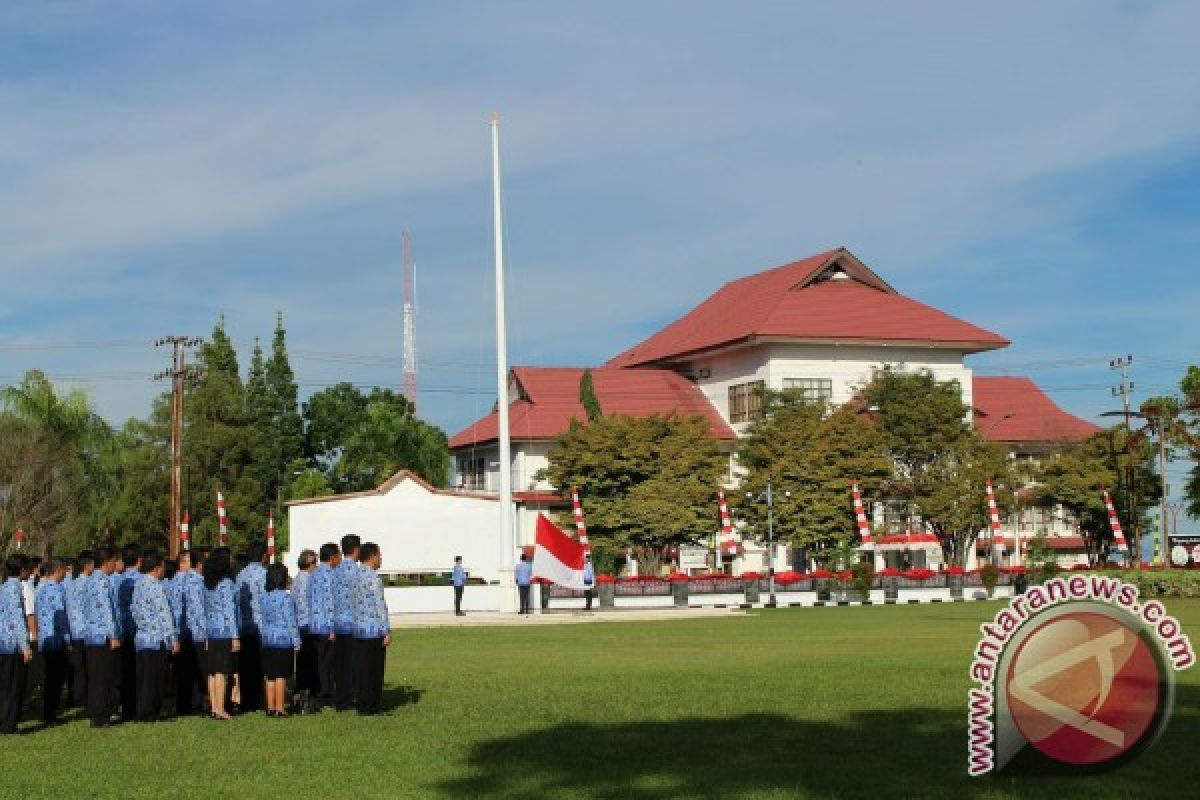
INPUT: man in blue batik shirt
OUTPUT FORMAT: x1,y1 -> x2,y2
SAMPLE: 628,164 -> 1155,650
583,553 -> 596,611
83,547 -> 123,727
331,534 -> 361,711
351,542 -> 389,715
130,552 -> 179,722
308,543 -> 340,707
174,549 -> 206,715
235,543 -> 268,713
114,544 -> 142,721
0,555 -> 32,735
515,553 -> 533,615
452,556 -> 467,617
35,560 -> 70,725
64,551 -> 94,709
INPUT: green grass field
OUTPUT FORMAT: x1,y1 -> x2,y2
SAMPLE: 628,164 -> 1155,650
3,602 -> 1197,799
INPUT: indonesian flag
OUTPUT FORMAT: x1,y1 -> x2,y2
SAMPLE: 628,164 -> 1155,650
180,512 -> 191,551
216,488 -> 229,546
531,514 -> 589,590
266,511 -> 276,558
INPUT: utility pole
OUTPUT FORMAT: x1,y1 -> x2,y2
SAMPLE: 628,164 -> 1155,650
155,336 -> 203,557
1110,355 -> 1139,561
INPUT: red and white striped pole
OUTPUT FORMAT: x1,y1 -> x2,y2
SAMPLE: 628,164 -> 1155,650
13,528 -> 25,551
216,488 -> 229,546
266,511 -> 276,560
180,511 -> 191,551
717,487 -> 737,558
851,480 -> 872,546
985,480 -> 1003,562
1103,489 -> 1129,560
570,487 -> 589,550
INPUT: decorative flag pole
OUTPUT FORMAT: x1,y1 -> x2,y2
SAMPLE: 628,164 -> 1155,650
717,487 -> 738,561
985,480 -> 1003,563
13,528 -> 25,551
1103,489 -> 1129,562
216,488 -> 229,546
180,512 -> 191,551
570,487 -> 589,550
267,511 -> 276,560
851,480 -> 873,546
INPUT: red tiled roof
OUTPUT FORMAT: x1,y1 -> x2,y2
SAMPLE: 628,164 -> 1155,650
607,248 -> 1009,367
972,376 -> 1101,444
448,366 -> 736,448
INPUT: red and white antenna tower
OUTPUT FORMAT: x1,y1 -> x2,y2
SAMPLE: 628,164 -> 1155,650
402,228 -> 418,413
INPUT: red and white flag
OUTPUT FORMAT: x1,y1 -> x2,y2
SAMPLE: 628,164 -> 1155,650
266,511 -> 276,559
570,487 -> 589,549
851,480 -> 872,546
180,512 -> 191,551
985,480 -> 1004,554
216,488 -> 229,546
531,514 -> 589,590
1103,489 -> 1128,551
13,528 -> 24,550
717,487 -> 738,555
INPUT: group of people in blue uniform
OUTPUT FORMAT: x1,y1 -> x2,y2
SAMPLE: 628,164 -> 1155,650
0,533 -> 390,734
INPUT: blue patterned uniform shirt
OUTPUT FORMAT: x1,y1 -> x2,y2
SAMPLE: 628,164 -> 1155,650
64,572 -> 88,641
332,560 -> 360,635
453,565 -> 467,587
236,562 -> 266,636
115,567 -> 142,639
164,575 -> 184,632
35,579 -> 69,651
181,571 -> 207,643
292,569 -> 312,633
0,578 -> 30,655
82,571 -> 120,646
515,560 -> 533,586
261,589 -> 301,650
308,563 -> 336,636
131,576 -> 178,651
204,578 -> 241,640
352,565 -> 389,640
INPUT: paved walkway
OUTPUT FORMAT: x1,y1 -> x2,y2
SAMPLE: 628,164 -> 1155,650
390,607 -> 744,628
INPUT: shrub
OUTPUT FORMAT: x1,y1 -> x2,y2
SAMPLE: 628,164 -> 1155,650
851,560 -> 874,602
980,563 -> 1000,598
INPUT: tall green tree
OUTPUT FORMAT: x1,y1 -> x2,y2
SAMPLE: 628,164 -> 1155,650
183,317 -> 264,548
264,313 -> 305,505
579,369 -> 603,423
540,413 -> 728,568
737,392 -> 891,561
1182,367 -> 1200,517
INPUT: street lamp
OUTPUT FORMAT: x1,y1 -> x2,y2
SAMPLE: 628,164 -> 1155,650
747,481 -> 790,607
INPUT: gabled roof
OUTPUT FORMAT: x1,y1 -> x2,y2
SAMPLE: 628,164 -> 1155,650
285,469 -> 499,507
448,366 -> 736,449
606,247 -> 1009,367
972,376 -> 1102,444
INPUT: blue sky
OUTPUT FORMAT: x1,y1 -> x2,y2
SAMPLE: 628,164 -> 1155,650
2,1 -> 1198,524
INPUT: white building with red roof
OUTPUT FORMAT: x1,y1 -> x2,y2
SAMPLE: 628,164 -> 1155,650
448,246 -> 1103,569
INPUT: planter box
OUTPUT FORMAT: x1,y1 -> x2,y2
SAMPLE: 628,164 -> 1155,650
743,579 -> 761,604
948,574 -> 965,600
598,583 -> 615,608
671,581 -> 689,607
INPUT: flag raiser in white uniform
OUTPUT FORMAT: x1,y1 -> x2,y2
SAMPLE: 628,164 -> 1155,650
531,514 -> 590,590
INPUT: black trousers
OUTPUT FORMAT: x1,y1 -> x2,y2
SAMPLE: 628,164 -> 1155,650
85,644 -> 118,725
585,589 -> 594,610
238,633 -> 263,712
119,636 -> 136,720
315,635 -> 336,702
136,648 -> 168,721
69,641 -> 87,707
454,585 -> 465,613
333,633 -> 356,709
0,653 -> 27,734
41,647 -> 67,723
297,633 -> 320,694
174,634 -> 198,715
353,638 -> 386,714
518,585 -> 531,614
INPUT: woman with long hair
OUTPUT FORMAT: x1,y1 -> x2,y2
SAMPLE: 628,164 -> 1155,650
202,548 -> 240,720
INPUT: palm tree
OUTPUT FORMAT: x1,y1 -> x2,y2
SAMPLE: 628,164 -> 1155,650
0,369 -> 100,443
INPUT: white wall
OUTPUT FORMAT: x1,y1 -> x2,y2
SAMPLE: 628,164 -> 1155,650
284,477 -> 513,582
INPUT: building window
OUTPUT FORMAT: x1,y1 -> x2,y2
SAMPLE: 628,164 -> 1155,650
728,380 -> 765,423
782,377 -> 833,401
458,457 -> 487,491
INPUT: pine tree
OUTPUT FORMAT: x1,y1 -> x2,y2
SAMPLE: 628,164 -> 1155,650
266,312 -> 305,486
579,369 -> 603,423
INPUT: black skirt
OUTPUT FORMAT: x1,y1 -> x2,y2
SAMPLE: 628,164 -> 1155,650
203,639 -> 236,676
261,646 -> 295,681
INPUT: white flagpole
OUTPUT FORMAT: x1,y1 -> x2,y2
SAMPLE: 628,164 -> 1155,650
491,113 -> 517,612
